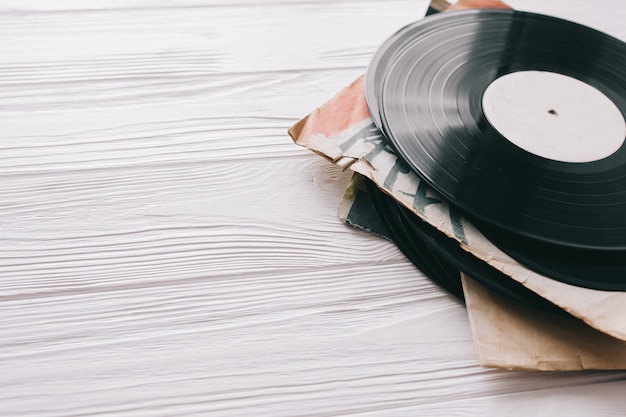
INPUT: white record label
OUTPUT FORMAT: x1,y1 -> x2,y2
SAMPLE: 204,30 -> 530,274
482,70 -> 626,163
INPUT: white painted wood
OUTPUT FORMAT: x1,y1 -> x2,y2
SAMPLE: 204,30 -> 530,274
1,1 -> 626,416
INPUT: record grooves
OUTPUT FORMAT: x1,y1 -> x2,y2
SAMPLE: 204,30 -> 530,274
366,9 -> 626,252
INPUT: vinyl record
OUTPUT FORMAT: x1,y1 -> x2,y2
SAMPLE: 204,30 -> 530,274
366,9 -> 626,251
478,223 -> 626,291
365,180 -> 465,299
365,179 -> 566,314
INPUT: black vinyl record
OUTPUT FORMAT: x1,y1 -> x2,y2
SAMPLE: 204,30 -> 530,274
478,224 -> 626,291
366,9 -> 626,252
365,179 -> 565,314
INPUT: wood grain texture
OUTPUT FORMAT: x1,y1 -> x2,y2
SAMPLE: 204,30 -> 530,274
1,0 -> 626,416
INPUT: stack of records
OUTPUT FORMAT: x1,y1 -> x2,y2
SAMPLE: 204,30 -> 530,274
366,8 -> 626,294
289,7 -> 626,370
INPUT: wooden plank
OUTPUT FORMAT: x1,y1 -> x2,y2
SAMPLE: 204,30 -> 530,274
2,260 -> 625,416
0,0 -> 421,13
0,1 -> 423,72
0,156 -> 413,298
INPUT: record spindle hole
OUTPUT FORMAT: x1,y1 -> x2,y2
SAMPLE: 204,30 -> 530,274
482,70 -> 626,163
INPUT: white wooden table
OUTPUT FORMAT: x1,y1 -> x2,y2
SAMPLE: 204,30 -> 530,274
2,1 -> 626,415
